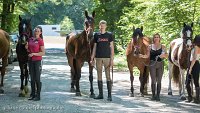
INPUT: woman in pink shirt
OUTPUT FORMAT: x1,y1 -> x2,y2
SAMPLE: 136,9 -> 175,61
26,26 -> 45,101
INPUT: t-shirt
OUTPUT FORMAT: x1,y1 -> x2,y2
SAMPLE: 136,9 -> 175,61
28,37 -> 44,61
94,32 -> 113,58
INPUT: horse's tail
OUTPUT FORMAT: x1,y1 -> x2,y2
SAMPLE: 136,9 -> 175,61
168,46 -> 173,63
143,66 -> 149,85
172,64 -> 180,84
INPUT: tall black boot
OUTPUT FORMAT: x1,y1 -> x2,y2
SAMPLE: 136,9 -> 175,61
151,84 -> 156,100
107,81 -> 112,101
94,81 -> 103,99
34,82 -> 42,101
186,84 -> 192,102
193,87 -> 200,104
28,81 -> 35,100
156,84 -> 161,101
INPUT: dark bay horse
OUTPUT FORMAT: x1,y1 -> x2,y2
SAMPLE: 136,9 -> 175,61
65,11 -> 95,97
0,30 -> 10,93
168,23 -> 193,100
16,15 -> 33,97
126,26 -> 151,97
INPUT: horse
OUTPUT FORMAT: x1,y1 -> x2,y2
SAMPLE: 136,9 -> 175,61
0,30 -> 10,93
168,23 -> 193,100
16,15 -> 33,97
126,26 -> 151,97
65,10 -> 95,97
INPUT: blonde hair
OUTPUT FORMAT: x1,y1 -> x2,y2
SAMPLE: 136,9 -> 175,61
99,20 -> 107,25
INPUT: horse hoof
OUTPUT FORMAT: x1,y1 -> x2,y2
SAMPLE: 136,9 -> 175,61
24,87 -> 29,94
0,89 -> 4,94
180,96 -> 186,100
70,88 -> 76,92
76,92 -> 81,96
18,93 -> 25,97
140,93 -> 144,97
129,93 -> 134,97
144,91 -> 148,95
168,92 -> 172,95
90,93 -> 95,98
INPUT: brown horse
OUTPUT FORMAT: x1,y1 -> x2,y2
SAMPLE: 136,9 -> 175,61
65,10 -> 95,97
126,26 -> 150,97
16,15 -> 32,97
0,30 -> 10,93
168,23 -> 193,100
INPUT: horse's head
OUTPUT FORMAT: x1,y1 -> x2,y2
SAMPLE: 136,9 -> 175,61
18,15 -> 32,44
181,23 -> 193,50
132,26 -> 144,55
84,10 -> 95,42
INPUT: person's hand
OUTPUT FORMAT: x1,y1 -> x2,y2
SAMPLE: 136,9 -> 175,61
25,43 -> 28,50
28,53 -> 34,57
90,60 -> 94,66
189,68 -> 192,75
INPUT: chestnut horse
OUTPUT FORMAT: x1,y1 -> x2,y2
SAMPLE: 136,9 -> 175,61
126,26 -> 150,97
65,11 -> 95,97
16,15 -> 33,97
168,23 -> 193,100
0,30 -> 10,93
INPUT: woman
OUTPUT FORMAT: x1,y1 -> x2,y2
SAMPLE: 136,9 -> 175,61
149,33 -> 168,101
186,35 -> 200,104
26,26 -> 45,101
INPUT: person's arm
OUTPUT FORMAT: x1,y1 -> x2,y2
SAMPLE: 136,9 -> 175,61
110,41 -> 114,67
159,45 -> 168,59
189,46 -> 198,74
90,43 -> 97,66
32,46 -> 45,56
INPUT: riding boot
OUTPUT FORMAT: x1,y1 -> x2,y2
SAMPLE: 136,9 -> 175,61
186,84 -> 192,102
107,81 -> 112,101
193,87 -> 200,104
94,81 -> 103,99
156,84 -> 161,101
34,82 -> 41,101
28,81 -> 35,100
151,84 -> 156,100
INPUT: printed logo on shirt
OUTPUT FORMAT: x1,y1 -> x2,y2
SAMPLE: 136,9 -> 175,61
97,38 -> 108,42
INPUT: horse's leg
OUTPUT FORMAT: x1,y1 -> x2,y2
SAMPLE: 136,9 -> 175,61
70,68 -> 76,92
168,62 -> 173,95
75,59 -> 82,96
179,68 -> 186,100
24,64 -> 29,94
68,56 -> 75,92
88,61 -> 95,98
139,66 -> 145,97
0,62 -> 5,93
19,63 -> 25,97
128,63 -> 134,97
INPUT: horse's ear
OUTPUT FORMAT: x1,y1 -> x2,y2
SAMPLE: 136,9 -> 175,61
191,22 -> 194,27
85,10 -> 89,18
141,26 -> 143,32
92,11 -> 95,18
19,15 -> 22,21
183,23 -> 187,27
133,26 -> 135,31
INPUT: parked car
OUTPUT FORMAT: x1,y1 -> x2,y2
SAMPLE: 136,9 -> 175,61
8,35 -> 18,64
